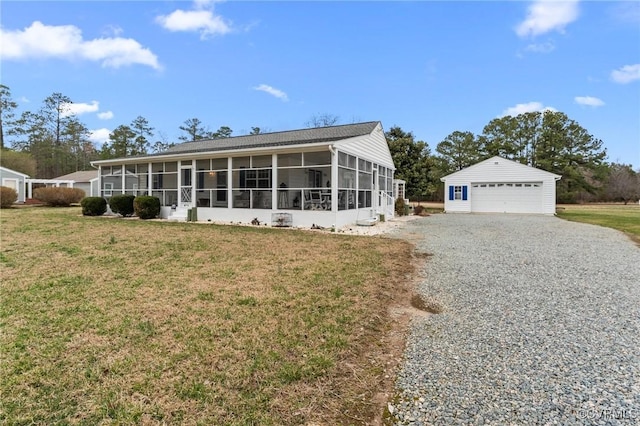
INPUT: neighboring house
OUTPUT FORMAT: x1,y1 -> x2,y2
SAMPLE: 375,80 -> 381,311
55,171 -> 99,197
91,121 -> 397,228
441,156 -> 561,215
0,166 -> 30,203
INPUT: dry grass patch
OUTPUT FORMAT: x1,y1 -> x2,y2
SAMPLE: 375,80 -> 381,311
0,207 -> 414,425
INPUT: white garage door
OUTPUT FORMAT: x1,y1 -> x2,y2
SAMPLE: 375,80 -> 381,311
471,182 -> 543,213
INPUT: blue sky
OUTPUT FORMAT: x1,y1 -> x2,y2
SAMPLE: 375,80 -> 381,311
1,0 -> 639,168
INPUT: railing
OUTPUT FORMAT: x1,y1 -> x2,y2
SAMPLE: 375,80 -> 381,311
378,190 -> 395,217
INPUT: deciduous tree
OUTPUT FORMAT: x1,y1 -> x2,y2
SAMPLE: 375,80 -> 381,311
305,113 -> 339,128
605,163 -> 639,204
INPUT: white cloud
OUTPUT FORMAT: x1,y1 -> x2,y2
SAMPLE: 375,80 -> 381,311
194,0 -> 216,9
19,96 -> 29,103
501,102 -> 556,117
609,2 -> 640,24
102,24 -> 123,37
62,101 -> 99,117
0,21 -> 161,70
525,41 -> 555,53
97,111 -> 114,120
516,0 -> 580,37
89,128 -> 111,146
574,96 -> 604,107
253,84 -> 289,102
610,64 -> 640,84
156,8 -> 231,38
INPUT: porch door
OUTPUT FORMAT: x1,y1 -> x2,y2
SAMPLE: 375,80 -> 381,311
180,166 -> 194,207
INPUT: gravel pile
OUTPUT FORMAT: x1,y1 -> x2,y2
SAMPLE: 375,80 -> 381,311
388,215 -> 640,425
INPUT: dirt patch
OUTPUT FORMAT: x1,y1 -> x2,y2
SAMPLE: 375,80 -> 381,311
368,248 -> 438,425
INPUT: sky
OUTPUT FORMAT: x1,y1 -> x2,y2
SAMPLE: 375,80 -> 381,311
1,0 -> 639,168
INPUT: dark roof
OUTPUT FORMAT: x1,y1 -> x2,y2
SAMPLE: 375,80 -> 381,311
162,121 -> 380,155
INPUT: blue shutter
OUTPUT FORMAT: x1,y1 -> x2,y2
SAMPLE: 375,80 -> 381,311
462,185 -> 468,201
449,186 -> 454,201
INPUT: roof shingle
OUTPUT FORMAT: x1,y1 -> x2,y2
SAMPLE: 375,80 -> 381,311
163,121 -> 380,155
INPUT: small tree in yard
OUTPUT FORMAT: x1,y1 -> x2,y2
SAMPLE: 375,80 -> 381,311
0,186 -> 18,208
33,187 -> 85,207
109,194 -> 135,217
395,197 -> 406,216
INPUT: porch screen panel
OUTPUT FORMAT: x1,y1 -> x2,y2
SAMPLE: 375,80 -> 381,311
196,158 -> 228,208
232,156 -> 272,209
151,162 -> 178,206
338,153 -> 357,210
101,165 -> 122,198
358,159 -> 372,208
124,163 -> 148,196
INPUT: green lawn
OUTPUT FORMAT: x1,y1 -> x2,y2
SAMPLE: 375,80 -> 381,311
556,204 -> 640,240
0,207 -> 413,425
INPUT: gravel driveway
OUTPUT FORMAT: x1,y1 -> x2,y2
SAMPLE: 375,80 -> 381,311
388,214 -> 640,425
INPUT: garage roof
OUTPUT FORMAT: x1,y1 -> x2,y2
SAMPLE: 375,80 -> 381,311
440,156 -> 561,181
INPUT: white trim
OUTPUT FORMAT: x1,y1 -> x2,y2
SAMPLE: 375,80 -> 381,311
90,142 -> 334,167
0,166 -> 30,178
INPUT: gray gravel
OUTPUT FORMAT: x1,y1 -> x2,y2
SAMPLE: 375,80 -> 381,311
388,214 -> 640,425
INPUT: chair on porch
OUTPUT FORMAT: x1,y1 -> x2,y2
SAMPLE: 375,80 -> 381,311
305,190 -> 324,210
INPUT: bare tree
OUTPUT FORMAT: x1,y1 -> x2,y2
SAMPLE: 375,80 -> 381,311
606,163 -> 640,204
305,113 -> 340,128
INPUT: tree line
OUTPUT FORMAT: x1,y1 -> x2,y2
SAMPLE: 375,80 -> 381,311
387,111 -> 638,204
1,85 -> 637,203
0,86 -> 261,178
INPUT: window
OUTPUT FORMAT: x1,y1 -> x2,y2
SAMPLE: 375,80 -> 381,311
449,185 -> 468,201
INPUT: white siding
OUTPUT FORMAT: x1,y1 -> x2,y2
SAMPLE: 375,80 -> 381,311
335,123 -> 395,169
442,157 -> 560,215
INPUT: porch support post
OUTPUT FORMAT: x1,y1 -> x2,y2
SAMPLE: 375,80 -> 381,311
121,165 -> 125,194
28,180 -> 32,199
331,148 -> 338,213
96,166 -> 103,197
148,162 -> 152,196
227,157 -> 232,208
177,160 -> 182,205
271,153 -> 277,210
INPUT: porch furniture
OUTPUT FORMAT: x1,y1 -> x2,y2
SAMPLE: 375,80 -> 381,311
305,190 -> 325,210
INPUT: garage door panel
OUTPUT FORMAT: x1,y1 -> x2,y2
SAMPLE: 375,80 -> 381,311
471,183 -> 542,214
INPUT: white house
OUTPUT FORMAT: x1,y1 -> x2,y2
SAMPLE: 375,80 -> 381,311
0,166 -> 30,203
91,121 -> 397,228
441,156 -> 561,215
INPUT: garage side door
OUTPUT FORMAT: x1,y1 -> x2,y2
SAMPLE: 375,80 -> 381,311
471,183 -> 543,214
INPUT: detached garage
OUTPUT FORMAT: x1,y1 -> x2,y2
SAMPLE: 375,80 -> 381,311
441,156 -> 561,215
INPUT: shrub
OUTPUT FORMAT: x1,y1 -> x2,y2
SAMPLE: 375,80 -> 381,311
395,197 -> 406,216
33,187 -> 85,207
414,204 -> 425,216
0,186 -> 18,208
109,194 -> 135,217
134,196 -> 161,219
80,197 -> 107,216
